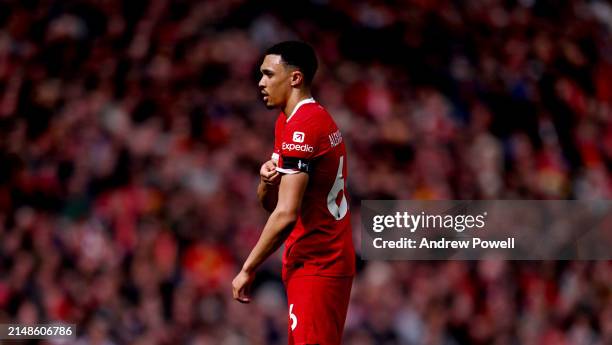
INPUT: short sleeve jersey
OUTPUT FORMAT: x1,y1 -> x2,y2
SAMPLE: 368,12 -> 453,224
272,99 -> 355,280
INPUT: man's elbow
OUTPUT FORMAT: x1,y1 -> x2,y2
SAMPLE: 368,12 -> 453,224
273,208 -> 299,226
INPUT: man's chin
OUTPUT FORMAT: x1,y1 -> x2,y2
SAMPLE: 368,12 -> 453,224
264,102 -> 276,109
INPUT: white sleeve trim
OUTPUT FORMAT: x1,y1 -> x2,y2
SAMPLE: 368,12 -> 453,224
275,167 -> 300,174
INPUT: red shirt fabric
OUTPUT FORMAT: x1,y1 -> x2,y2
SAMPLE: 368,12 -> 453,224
272,100 -> 356,280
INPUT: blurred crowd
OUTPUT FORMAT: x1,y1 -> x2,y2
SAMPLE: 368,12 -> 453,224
0,0 -> 611,344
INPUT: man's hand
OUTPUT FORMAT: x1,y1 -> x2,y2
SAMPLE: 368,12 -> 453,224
260,159 -> 280,186
232,269 -> 255,303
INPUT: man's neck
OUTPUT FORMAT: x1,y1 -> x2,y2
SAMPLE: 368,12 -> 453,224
283,91 -> 312,117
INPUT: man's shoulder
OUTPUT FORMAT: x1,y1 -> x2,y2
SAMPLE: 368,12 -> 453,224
291,103 -> 336,131
297,102 -> 330,119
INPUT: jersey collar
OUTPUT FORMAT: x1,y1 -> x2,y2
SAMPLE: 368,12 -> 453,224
286,97 -> 315,122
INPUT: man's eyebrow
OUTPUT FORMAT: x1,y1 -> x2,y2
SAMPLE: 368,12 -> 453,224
260,67 -> 274,74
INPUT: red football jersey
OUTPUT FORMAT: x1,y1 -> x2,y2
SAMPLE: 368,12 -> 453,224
272,99 -> 356,280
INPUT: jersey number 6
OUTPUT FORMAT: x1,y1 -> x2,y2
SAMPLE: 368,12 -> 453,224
327,156 -> 348,220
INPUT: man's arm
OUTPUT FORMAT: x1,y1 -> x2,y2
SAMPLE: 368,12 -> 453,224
232,172 -> 309,303
257,160 -> 280,212
257,180 -> 279,212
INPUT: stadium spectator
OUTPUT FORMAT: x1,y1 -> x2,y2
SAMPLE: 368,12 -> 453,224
0,0 -> 610,344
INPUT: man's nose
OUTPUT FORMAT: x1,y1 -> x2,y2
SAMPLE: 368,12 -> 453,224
258,77 -> 265,88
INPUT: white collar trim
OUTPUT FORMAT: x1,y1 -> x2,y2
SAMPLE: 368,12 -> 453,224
286,97 -> 315,122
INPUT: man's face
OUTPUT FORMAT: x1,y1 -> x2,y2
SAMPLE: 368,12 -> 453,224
258,54 -> 292,109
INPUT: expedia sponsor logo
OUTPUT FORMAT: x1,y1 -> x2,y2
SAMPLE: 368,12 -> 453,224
282,142 -> 314,152
293,131 -> 305,143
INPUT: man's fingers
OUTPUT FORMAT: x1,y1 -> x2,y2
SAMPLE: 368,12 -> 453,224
261,160 -> 277,175
262,161 -> 276,170
235,285 -> 251,303
261,168 -> 275,178
260,160 -> 280,183
232,284 -> 238,300
237,295 -> 251,303
262,169 -> 279,182
232,274 -> 252,303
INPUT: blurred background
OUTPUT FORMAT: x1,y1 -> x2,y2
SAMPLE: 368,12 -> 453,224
0,0 -> 611,344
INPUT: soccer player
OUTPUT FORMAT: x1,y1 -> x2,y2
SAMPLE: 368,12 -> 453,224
232,41 -> 356,345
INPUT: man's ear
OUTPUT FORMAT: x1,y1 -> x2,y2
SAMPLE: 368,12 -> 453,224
290,71 -> 304,87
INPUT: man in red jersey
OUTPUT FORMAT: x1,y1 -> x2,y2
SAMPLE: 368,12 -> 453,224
232,41 -> 355,345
